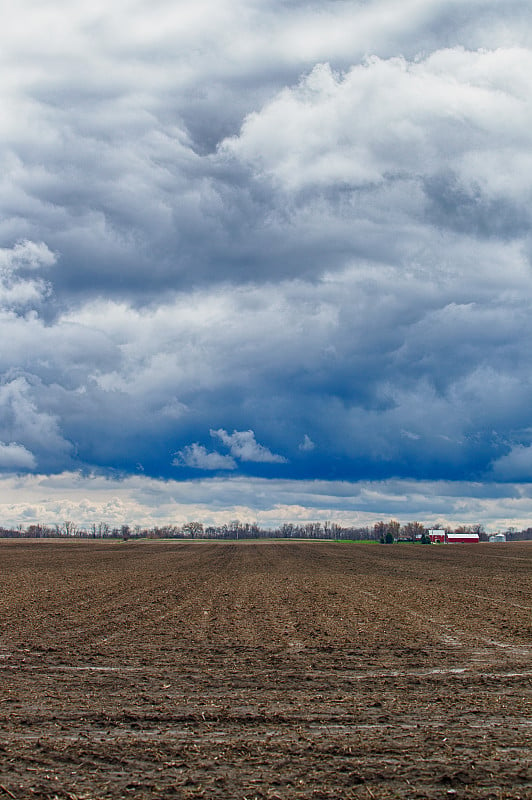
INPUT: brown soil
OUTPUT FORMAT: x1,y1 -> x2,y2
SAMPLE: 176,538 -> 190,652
0,539 -> 530,799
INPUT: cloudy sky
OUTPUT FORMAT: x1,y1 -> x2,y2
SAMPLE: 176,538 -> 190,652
1,0 -> 532,531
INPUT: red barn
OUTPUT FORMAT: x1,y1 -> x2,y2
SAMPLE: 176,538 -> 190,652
446,532 -> 480,544
428,529 -> 446,543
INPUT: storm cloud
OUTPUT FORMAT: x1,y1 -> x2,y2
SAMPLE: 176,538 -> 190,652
1,0 -> 532,528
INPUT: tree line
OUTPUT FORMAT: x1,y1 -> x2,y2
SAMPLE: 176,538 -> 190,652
1,519 -> 531,541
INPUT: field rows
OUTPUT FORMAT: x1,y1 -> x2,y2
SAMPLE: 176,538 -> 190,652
0,540 -> 530,798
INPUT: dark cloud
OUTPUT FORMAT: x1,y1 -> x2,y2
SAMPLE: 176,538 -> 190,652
0,1 -> 531,526
424,172 -> 531,239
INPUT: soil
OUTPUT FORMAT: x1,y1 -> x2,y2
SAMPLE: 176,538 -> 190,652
0,539 -> 530,799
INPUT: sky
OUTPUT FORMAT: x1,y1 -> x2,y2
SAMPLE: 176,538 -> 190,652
1,0 -> 532,531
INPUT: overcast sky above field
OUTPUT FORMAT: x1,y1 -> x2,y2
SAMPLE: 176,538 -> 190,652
1,0 -> 532,531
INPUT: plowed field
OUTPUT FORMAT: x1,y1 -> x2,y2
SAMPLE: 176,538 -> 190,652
0,539 -> 530,799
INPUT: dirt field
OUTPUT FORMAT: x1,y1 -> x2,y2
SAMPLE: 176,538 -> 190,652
0,539 -> 530,799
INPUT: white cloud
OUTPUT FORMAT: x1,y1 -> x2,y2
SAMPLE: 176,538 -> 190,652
222,49 -> 532,199
490,444 -> 532,481
0,240 -> 57,271
0,241 -> 55,311
211,428 -> 288,463
299,434 -> 315,452
0,471 -> 530,532
173,443 -> 236,470
0,441 -> 36,470
0,377 -> 72,469
0,278 -> 49,309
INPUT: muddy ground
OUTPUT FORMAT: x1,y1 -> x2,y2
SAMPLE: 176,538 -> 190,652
0,539 -> 530,799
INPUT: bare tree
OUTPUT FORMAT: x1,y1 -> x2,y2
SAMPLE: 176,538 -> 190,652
402,521 -> 425,541
182,521 -> 203,539
387,519 -> 401,541
374,521 -> 387,541
63,520 -> 78,537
